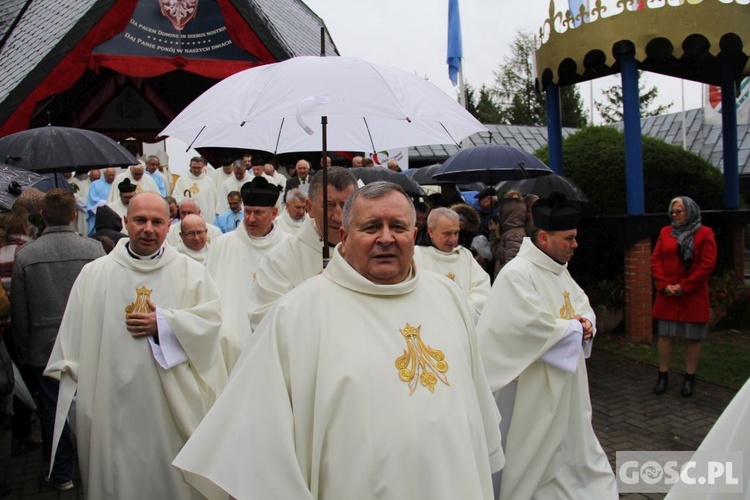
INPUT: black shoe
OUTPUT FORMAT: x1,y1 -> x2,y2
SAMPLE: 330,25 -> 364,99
654,371 -> 669,395
41,476 -> 75,492
681,374 -> 696,398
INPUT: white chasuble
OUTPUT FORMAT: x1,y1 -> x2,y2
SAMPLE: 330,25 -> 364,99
205,224 -> 289,370
477,238 -> 617,500
275,209 -> 309,235
45,240 -> 227,499
250,218 -> 323,330
106,171 -> 160,203
173,171 -> 217,219
413,245 -> 491,321
174,249 -> 503,500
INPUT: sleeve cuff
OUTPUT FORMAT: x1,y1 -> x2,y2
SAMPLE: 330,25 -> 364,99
148,307 -> 189,369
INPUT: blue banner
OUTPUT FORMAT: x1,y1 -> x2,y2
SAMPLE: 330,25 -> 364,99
447,0 -> 462,86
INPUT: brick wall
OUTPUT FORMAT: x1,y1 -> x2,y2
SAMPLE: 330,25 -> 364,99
624,238 -> 653,343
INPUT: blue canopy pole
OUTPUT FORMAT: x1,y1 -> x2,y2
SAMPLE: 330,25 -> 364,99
545,82 -> 564,175
620,53 -> 645,215
720,64 -> 739,209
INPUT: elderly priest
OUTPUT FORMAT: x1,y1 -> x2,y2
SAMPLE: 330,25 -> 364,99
174,181 -> 503,500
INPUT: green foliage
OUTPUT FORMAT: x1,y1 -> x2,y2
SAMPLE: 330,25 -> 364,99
709,272 -> 750,326
536,126 -> 724,215
464,83 -> 503,124
588,275 -> 625,309
596,74 -> 674,124
534,126 -> 724,286
491,29 -> 587,128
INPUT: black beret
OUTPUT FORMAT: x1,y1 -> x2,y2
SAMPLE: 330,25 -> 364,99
118,178 -> 136,193
240,176 -> 281,207
532,192 -> 581,231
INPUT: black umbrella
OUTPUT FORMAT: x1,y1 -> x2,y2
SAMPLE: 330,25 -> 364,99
495,174 -> 589,202
403,164 -> 446,185
0,163 -> 67,211
350,167 -> 425,196
0,126 -> 137,174
433,145 -> 553,184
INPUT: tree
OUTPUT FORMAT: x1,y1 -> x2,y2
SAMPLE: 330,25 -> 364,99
492,29 -> 588,128
463,83 -> 503,124
595,75 -> 673,123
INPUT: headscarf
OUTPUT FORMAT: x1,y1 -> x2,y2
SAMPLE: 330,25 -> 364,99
669,195 -> 701,266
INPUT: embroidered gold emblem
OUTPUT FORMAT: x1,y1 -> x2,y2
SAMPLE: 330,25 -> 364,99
135,184 -> 143,193
253,272 -> 257,281
125,286 -> 153,314
395,323 -> 449,394
445,272 -> 456,281
188,183 -> 200,195
559,291 -> 576,319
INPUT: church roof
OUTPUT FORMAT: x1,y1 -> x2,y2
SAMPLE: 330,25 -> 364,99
408,124 -> 578,165
615,108 -> 750,176
409,112 -> 750,176
0,0 -> 337,130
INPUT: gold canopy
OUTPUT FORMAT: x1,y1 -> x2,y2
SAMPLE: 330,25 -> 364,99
534,0 -> 750,89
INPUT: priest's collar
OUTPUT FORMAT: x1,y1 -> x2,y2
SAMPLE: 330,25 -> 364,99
324,245 -> 418,296
247,223 -> 277,241
125,242 -> 165,260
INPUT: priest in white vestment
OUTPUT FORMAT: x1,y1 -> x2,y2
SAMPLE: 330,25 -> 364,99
205,177 -> 288,371
212,162 -> 234,214
477,193 -> 617,500
175,181 -> 503,499
413,207 -> 490,322
172,157 -> 217,220
45,192 -> 227,499
106,164 -> 159,203
250,167 -> 357,330
175,214 -> 210,264
70,170 -> 98,235
107,178 -> 137,234
275,187 -> 310,235
166,198 -> 222,247
216,160 -> 252,214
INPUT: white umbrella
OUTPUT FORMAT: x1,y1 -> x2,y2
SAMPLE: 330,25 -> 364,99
159,55 -> 486,154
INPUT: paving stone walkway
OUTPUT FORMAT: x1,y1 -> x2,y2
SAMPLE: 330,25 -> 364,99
0,347 -> 738,499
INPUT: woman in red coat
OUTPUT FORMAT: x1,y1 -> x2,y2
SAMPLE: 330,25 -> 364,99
652,196 -> 716,397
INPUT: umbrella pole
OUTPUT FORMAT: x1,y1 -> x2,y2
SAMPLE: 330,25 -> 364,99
322,116 -> 330,268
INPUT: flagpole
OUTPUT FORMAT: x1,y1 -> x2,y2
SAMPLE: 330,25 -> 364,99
458,59 -> 467,110
681,78 -> 687,150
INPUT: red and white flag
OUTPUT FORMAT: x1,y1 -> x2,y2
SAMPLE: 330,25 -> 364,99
704,78 -> 750,125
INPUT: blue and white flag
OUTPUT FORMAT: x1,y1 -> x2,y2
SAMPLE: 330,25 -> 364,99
447,0 -> 463,86
568,0 -> 589,28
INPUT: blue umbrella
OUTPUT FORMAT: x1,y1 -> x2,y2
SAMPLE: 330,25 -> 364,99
433,145 -> 552,184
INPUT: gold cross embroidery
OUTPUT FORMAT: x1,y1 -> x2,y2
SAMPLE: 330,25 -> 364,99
188,183 -> 200,195
125,286 -> 153,314
395,323 -> 450,394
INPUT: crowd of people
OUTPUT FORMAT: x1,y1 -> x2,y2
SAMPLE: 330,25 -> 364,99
0,153 -> 717,499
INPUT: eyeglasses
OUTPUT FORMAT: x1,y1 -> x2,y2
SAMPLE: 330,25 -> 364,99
670,210 -> 685,215
183,230 -> 207,238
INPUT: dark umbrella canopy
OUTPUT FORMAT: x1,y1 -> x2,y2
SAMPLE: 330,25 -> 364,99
0,163 -> 47,211
433,145 -> 553,184
495,174 -> 589,202
403,164 -> 446,185
0,126 -> 137,174
350,167 -> 425,196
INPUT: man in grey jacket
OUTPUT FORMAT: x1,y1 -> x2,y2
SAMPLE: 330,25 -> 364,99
12,188 -> 105,491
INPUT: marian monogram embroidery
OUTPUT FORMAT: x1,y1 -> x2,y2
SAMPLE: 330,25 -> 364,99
395,323 -> 450,394
188,183 -> 200,195
135,184 -> 143,193
125,286 -> 153,314
445,272 -> 456,281
559,291 -> 576,319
